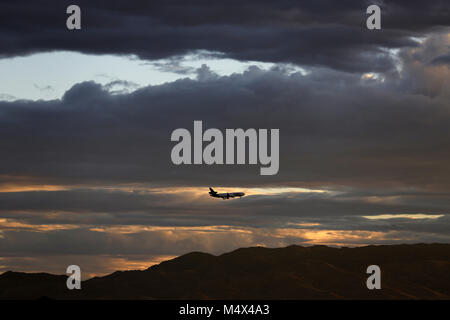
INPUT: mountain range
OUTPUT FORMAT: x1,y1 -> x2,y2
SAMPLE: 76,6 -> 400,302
1,244 -> 449,299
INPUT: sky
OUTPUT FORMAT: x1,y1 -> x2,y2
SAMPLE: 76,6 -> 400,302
0,0 -> 449,278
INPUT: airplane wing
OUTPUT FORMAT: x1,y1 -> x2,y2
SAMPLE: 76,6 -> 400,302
230,192 -> 245,198
218,193 -> 234,199
228,193 -> 244,198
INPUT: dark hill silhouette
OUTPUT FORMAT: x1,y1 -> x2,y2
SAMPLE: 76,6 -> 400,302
1,244 -> 449,299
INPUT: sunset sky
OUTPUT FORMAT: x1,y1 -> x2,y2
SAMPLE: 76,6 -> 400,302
0,0 -> 449,278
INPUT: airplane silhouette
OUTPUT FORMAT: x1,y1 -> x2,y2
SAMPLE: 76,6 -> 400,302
209,187 -> 245,200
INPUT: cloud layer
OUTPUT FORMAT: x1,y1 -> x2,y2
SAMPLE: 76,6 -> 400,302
1,0 -> 449,72
1,40 -> 449,190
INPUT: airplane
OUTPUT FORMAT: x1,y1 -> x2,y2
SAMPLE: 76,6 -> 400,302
209,187 -> 245,200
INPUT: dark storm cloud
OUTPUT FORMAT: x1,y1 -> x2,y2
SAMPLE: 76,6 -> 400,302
0,0 -> 449,72
0,55 -> 449,190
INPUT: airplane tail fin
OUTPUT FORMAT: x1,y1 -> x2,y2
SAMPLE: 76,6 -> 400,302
209,187 -> 217,195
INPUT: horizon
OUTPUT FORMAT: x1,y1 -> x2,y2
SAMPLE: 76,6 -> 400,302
1,242 -> 447,280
